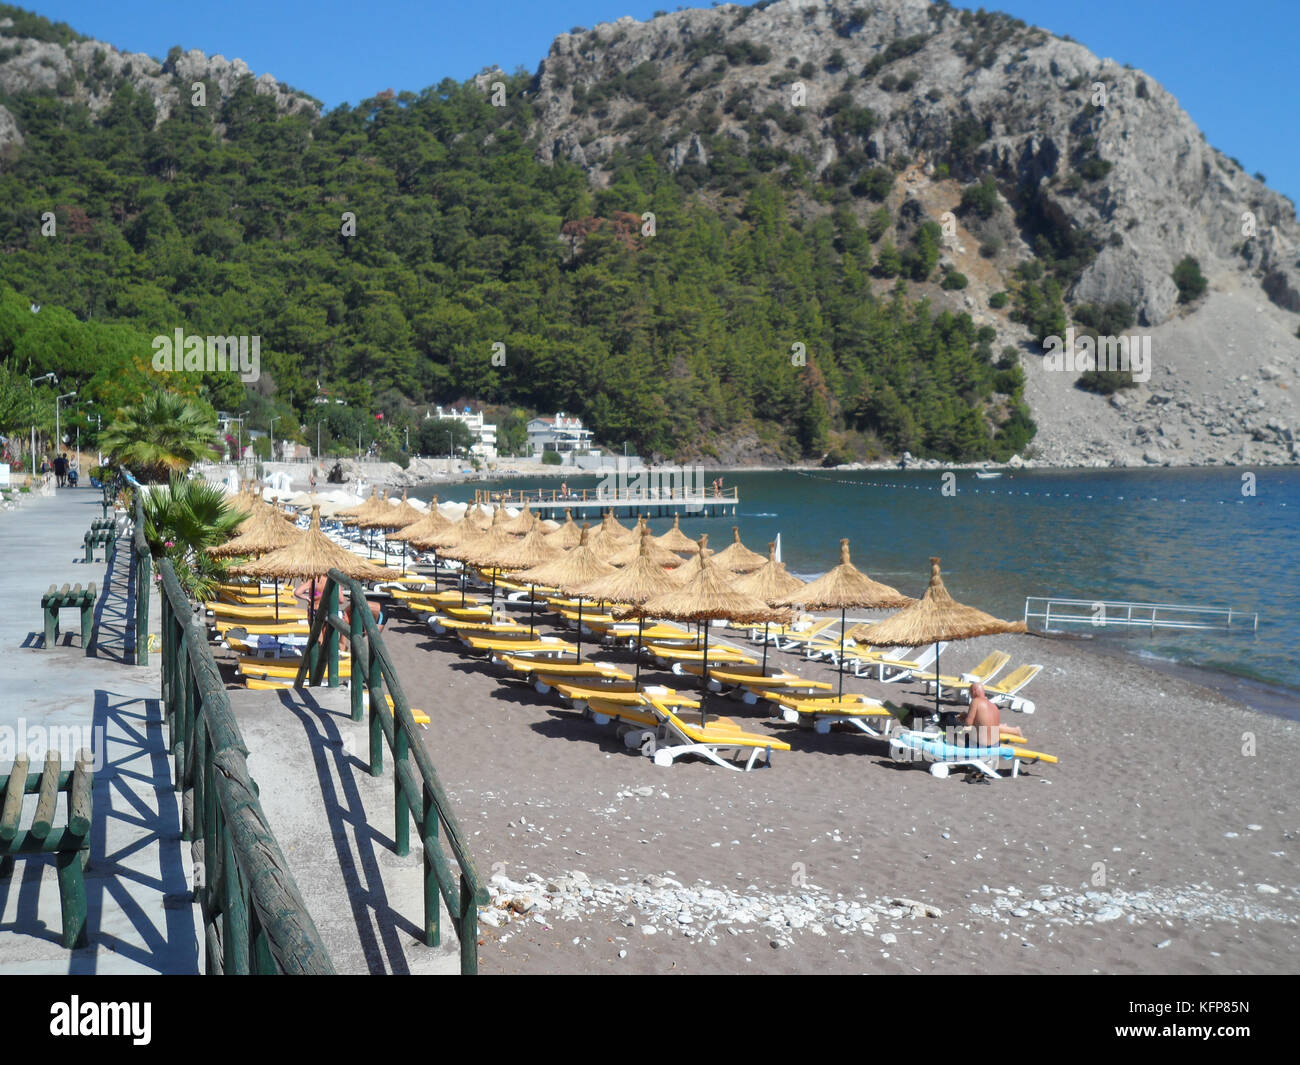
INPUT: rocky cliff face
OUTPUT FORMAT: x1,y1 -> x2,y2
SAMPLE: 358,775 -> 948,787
528,0 -> 1299,466
0,14 -> 318,127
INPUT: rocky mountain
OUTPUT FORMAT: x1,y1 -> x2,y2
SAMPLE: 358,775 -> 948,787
0,9 -> 317,156
528,0 -> 1300,465
1,0 -> 1296,468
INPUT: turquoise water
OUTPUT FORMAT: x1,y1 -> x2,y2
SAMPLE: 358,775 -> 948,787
412,467 -> 1299,713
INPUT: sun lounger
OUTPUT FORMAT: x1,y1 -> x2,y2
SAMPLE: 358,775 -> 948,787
957,663 -> 1042,713
500,657 -> 632,692
640,698 -> 791,771
462,635 -> 578,663
771,618 -> 839,651
888,728 -> 1057,779
767,692 -> 893,735
214,618 -> 312,637
864,642 -> 949,682
236,656 -> 352,679
558,684 -> 700,713
643,643 -> 757,672
922,651 -> 1011,696
679,663 -> 833,698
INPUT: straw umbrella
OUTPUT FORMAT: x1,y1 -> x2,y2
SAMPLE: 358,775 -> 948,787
671,534 -> 716,582
335,485 -> 378,521
359,489 -> 423,572
852,557 -> 1028,718
407,511 -> 477,602
514,525 -> 617,660
733,543 -> 806,675
387,495 -> 452,585
596,510 -> 636,545
712,526 -> 768,574
499,503 -> 535,535
544,509 -> 582,549
230,505 -> 396,629
576,526 -> 684,681
207,503 -> 305,614
605,528 -> 686,569
452,506 -> 527,612
470,513 -> 560,635
773,538 -> 914,697
634,540 -> 787,715
655,514 -> 699,555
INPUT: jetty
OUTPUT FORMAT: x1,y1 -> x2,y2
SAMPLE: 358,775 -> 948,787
474,484 -> 739,520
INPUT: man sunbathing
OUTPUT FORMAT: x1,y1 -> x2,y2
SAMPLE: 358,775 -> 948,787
960,682 -> 1024,747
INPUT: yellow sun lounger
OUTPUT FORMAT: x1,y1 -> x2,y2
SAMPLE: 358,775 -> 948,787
768,618 -> 839,650
214,618 -> 312,637
961,664 -> 1043,714
500,657 -> 632,691
921,651 -> 1012,696
643,644 -> 757,671
389,587 -> 479,605
463,635 -> 578,662
888,728 -> 1057,779
680,663 -> 833,697
768,692 -> 893,736
441,604 -> 495,622
642,698 -> 791,771
556,684 -> 700,713
209,604 -> 308,622
427,616 -> 521,636
237,656 -> 352,679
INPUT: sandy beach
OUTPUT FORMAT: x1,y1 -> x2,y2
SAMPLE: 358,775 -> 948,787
249,591 -> 1299,976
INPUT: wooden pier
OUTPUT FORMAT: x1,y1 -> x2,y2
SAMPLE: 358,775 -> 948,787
473,486 -> 739,520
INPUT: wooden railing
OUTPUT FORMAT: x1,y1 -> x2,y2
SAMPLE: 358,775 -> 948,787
477,485 -> 740,506
296,568 -> 488,973
158,559 -> 334,974
131,490 -> 151,665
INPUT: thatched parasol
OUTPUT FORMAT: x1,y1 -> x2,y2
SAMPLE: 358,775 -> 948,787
774,538 -> 915,696
655,514 -> 699,554
452,506 -> 527,610
387,496 -> 452,543
403,502 -> 475,594
499,504 -> 535,535
470,512 -> 561,635
359,489 -> 425,573
335,486 -> 379,520
575,526 -> 685,681
634,538 -> 787,710
605,528 -> 685,569
514,525 -> 617,659
594,510 -> 636,545
209,503 -> 303,559
670,534 -> 716,582
853,556 -> 1027,716
712,526 -> 768,573
544,509 -> 582,549
464,502 -> 493,530
230,505 -> 396,621
733,542 -> 806,674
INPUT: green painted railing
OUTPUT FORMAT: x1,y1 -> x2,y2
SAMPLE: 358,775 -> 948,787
131,491 -> 150,665
296,568 -> 488,973
158,559 -> 334,974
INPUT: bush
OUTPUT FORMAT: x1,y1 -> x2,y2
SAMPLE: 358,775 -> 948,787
989,291 -> 1009,308
1076,369 -> 1137,394
866,207 -> 892,242
541,450 -> 564,466
979,236 -> 1002,258
959,176 -> 998,218
1078,157 -> 1112,181
941,270 -> 968,290
1172,256 -> 1207,303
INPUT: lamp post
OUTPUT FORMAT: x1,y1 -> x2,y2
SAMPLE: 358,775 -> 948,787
28,372 -> 57,476
56,392 -> 76,460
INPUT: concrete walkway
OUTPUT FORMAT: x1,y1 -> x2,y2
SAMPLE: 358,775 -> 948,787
0,487 -> 199,973
0,486 -> 463,974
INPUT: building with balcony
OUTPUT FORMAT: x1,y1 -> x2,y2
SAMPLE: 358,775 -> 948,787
427,406 -> 498,460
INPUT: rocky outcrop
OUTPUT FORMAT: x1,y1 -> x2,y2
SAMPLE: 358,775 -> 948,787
0,30 -> 318,126
529,0 -> 1300,328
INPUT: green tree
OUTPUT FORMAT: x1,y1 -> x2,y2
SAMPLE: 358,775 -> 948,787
141,473 -> 245,600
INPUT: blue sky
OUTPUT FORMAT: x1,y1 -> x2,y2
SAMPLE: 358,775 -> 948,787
21,0 -> 1300,205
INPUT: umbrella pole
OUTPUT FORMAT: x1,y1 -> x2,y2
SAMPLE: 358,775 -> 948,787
576,597 -> 583,661
635,613 -> 644,685
402,541 -> 407,577
838,607 -> 846,698
700,620 -> 710,723
761,622 -> 769,675
934,641 -> 940,719
528,583 -> 536,637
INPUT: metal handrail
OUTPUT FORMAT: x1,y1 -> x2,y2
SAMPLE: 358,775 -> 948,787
295,568 -> 488,973
1024,595 -> 1257,633
158,558 -> 333,974
130,488 -> 151,664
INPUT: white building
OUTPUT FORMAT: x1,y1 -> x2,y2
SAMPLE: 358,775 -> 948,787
526,412 -> 597,460
428,406 -> 498,460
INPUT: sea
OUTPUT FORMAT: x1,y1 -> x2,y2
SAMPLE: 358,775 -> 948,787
410,467 -> 1300,719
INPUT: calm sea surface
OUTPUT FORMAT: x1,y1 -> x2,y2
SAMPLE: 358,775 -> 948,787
411,467 -> 1299,716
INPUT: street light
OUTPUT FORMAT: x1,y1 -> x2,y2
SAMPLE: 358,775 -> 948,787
28,372 -> 57,477
56,392 -> 77,459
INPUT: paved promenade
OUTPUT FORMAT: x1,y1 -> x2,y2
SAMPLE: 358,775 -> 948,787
0,486 -> 199,973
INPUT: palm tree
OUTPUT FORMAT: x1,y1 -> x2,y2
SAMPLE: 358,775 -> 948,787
101,391 -> 221,483
142,473 -> 246,600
